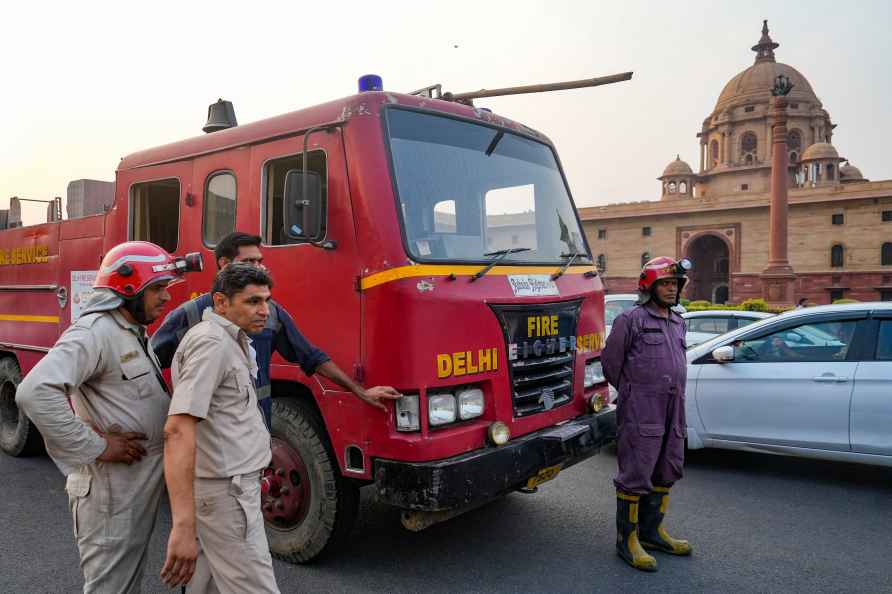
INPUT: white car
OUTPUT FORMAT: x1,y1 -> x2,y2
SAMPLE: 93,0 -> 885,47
685,303 -> 892,467
682,310 -> 774,347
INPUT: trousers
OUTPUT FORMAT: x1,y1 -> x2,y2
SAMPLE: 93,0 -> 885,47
65,453 -> 164,594
186,472 -> 279,594
613,383 -> 686,494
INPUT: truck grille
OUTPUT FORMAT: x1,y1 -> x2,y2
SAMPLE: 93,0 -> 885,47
490,301 -> 582,418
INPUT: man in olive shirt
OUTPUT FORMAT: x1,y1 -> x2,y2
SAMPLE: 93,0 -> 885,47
161,264 -> 279,592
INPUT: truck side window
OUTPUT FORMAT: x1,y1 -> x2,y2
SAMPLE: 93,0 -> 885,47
203,172 -> 237,247
263,150 -> 327,245
130,178 -> 180,253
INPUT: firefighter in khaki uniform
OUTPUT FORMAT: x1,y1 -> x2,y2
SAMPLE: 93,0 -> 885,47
15,241 -> 201,593
161,264 -> 280,593
601,256 -> 693,572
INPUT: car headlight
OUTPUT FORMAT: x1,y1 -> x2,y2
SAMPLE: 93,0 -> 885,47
584,359 -> 606,388
428,393 -> 457,426
457,387 -> 485,420
395,395 -> 420,432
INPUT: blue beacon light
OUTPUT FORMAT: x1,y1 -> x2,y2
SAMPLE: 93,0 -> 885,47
358,74 -> 383,92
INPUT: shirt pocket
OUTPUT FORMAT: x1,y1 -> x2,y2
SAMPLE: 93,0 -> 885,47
120,358 -> 156,399
640,330 -> 666,357
233,368 -> 256,409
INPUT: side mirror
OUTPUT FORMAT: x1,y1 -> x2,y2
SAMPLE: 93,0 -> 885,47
712,345 -> 735,363
283,169 -> 322,240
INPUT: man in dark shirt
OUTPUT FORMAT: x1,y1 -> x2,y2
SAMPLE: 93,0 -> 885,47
601,256 -> 692,572
151,232 -> 399,427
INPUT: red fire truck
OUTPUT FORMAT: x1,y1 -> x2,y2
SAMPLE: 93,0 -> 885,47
0,74 -> 623,562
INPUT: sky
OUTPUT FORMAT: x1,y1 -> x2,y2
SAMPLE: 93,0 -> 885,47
2,0 -> 891,226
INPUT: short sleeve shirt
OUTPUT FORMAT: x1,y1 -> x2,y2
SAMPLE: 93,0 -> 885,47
169,309 -> 271,478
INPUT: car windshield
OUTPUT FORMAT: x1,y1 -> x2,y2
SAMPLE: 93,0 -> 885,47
386,109 -> 589,264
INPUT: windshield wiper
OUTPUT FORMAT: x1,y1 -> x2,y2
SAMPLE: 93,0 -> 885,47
470,248 -> 531,282
551,252 -> 589,280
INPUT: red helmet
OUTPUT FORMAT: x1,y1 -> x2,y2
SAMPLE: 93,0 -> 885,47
94,241 -> 203,299
638,256 -> 691,294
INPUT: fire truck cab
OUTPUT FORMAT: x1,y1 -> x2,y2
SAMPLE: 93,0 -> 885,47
0,83 -> 616,562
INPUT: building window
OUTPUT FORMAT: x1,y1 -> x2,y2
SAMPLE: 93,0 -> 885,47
882,243 -> 892,266
740,131 -> 758,165
642,226 -> 652,237
790,103 -> 799,109
880,290 -> 892,303
829,288 -> 845,302
827,164 -> 835,180
597,228 -> 607,240
883,210 -> 892,222
641,252 -> 651,267
130,178 -> 180,253
831,244 -> 844,268
596,254 -> 606,273
744,106 -> 755,113
740,184 -> 749,191
679,181 -> 687,193
667,181 -> 677,194
710,140 -> 719,167
203,172 -> 237,247
832,213 -> 844,225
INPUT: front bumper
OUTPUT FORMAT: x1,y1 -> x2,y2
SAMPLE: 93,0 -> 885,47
373,407 -> 616,511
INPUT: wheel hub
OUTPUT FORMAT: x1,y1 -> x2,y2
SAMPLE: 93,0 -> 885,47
262,437 -> 311,528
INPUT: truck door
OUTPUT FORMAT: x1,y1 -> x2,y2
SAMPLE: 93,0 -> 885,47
118,162 -> 195,312
188,149 -> 252,299
250,130 -> 362,402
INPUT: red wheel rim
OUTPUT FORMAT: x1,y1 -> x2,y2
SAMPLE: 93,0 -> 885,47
262,437 -> 311,529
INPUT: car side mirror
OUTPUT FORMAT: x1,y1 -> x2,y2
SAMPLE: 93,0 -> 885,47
712,345 -> 735,363
283,169 -> 322,240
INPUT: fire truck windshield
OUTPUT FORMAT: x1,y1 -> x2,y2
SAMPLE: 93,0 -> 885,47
386,108 -> 590,265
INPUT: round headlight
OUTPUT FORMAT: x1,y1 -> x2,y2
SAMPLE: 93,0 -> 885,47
488,421 -> 511,446
590,393 -> 605,413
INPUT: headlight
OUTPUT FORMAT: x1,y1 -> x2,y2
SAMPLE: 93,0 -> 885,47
488,421 -> 511,446
457,387 -> 484,420
428,393 -> 457,426
395,395 -> 420,432
584,359 -> 606,388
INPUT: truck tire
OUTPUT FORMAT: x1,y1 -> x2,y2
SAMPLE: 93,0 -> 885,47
0,357 -> 44,457
265,397 -> 359,564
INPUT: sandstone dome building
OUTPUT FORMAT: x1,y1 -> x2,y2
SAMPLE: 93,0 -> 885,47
579,21 -> 892,305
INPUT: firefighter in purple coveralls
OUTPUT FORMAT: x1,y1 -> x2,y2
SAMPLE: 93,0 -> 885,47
601,256 -> 693,571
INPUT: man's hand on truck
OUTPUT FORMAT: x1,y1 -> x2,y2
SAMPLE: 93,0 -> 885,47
358,386 -> 403,411
93,424 -> 148,465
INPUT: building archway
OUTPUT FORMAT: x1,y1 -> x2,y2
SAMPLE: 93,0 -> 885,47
686,233 -> 731,303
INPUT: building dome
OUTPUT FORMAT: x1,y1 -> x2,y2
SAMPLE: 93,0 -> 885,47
712,22 -> 820,114
661,155 -> 694,178
839,162 -> 866,182
800,142 -> 840,161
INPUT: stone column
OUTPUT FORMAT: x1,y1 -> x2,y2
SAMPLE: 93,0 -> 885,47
699,140 -> 705,172
761,94 -> 797,306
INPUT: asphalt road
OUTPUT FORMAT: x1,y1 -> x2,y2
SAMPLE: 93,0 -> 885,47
2,446 -> 890,594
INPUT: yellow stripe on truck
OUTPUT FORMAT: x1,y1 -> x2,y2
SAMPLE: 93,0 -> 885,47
0,314 -> 60,324
360,264 -> 594,291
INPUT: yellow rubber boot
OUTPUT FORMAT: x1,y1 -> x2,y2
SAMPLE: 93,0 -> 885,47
638,487 -> 692,556
616,492 -> 658,571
